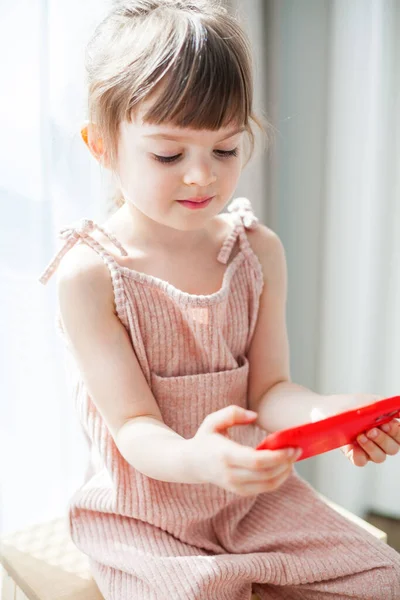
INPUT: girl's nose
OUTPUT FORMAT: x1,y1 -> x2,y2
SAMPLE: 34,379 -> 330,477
182,160 -> 217,187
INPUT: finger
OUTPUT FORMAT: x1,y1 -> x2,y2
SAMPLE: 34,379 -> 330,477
229,462 -> 293,484
204,406 -> 257,432
237,466 -> 293,496
228,446 -> 302,470
357,434 -> 387,463
343,444 -> 369,467
365,426 -> 400,456
380,419 -> 400,443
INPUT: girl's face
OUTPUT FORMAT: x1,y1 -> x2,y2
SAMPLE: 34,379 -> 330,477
114,107 -> 245,231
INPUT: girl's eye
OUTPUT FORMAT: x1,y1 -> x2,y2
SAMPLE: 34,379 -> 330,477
153,153 -> 182,164
153,148 -> 238,165
214,148 -> 238,158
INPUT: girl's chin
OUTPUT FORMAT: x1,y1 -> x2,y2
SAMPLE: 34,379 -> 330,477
124,200 -> 222,231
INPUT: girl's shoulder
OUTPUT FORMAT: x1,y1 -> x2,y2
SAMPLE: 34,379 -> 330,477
55,239 -> 109,280
246,220 -> 281,251
246,222 -> 286,284
55,241 -> 116,314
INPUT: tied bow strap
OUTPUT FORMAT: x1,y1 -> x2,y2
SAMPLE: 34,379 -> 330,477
227,197 -> 259,230
217,198 -> 259,265
38,218 -> 128,285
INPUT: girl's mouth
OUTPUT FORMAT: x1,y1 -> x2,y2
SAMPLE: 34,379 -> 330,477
177,196 -> 214,210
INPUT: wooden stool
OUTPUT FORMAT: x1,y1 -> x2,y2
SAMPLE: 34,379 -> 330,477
0,498 -> 387,600
0,517 -> 102,600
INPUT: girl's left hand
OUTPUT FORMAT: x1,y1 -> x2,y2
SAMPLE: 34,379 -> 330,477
318,393 -> 400,467
341,418 -> 400,467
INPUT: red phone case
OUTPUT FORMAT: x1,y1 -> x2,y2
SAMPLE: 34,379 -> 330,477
256,395 -> 400,461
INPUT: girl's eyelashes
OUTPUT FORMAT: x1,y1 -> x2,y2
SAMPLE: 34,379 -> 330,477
153,153 -> 182,164
152,148 -> 239,165
214,148 -> 238,158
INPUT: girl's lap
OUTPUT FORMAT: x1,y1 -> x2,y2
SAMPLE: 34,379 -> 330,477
85,476 -> 400,600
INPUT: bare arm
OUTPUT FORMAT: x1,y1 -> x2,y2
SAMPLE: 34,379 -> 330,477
246,226 -> 331,431
57,246 -> 201,483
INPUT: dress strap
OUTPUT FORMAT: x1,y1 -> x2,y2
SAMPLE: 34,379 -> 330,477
217,197 -> 259,265
38,218 -> 128,285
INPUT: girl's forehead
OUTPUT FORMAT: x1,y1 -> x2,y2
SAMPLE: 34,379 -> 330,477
121,119 -> 245,144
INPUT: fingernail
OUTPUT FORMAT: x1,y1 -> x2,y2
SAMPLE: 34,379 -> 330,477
287,448 -> 302,459
245,411 -> 257,419
359,434 -> 368,444
381,423 -> 390,433
368,429 -> 378,439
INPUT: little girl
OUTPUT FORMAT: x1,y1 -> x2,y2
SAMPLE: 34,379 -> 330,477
39,1 -> 400,598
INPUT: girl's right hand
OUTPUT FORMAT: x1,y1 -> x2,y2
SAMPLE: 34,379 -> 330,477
188,405 -> 302,496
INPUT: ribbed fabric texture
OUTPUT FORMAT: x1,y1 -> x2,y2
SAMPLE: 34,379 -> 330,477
39,197 -> 400,600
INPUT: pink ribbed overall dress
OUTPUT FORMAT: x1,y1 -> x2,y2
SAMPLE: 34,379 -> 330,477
39,198 -> 400,600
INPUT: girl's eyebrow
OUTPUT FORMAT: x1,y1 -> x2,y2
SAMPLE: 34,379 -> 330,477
143,127 -> 246,143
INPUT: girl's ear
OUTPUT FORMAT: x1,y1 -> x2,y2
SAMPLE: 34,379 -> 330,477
80,122 -> 110,168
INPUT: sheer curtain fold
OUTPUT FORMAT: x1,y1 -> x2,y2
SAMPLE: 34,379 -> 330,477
1,0 -> 110,535
2,0 -> 399,534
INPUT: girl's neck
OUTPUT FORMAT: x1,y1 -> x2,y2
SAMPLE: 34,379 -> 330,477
112,201 -> 213,254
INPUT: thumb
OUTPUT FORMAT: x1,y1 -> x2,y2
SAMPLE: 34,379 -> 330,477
203,405 -> 258,433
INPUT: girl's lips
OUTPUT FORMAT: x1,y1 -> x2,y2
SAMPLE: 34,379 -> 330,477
177,196 -> 214,210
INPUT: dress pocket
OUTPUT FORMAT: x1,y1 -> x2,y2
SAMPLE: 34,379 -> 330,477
150,356 -> 251,439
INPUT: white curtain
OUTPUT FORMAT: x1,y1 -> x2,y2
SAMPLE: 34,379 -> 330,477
233,0 -> 400,518
0,0 -> 111,535
2,0 -> 399,536
312,0 -> 400,518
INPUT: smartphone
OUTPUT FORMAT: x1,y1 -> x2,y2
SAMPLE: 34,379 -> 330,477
256,395 -> 400,461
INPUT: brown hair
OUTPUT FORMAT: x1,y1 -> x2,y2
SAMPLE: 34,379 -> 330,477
84,0 -> 267,210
